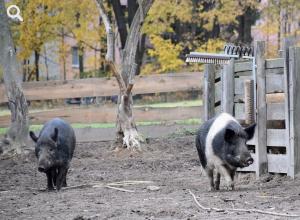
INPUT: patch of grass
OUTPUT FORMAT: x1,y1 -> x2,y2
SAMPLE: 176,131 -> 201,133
71,123 -> 115,129
0,110 -> 10,117
0,127 -> 8,134
174,118 -> 201,125
135,100 -> 202,108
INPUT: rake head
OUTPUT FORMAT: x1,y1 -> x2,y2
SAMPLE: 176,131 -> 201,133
185,52 -> 238,64
186,44 -> 254,64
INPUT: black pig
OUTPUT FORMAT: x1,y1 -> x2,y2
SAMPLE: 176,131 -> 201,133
29,118 -> 76,190
195,113 -> 255,191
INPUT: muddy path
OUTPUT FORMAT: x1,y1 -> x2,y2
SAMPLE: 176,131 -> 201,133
1,135 -> 300,220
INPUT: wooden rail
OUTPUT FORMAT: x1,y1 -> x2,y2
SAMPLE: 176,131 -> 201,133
0,105 -> 203,126
0,72 -> 202,103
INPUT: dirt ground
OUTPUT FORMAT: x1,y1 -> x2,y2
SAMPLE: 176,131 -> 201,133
1,134 -> 300,220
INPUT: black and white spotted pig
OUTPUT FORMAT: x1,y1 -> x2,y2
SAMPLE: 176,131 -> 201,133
195,113 -> 255,191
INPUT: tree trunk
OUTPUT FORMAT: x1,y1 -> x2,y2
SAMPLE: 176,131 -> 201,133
96,0 -> 153,150
34,50 -> 40,81
79,45 -> 84,78
0,0 -> 29,154
22,59 -> 28,82
44,45 -> 49,80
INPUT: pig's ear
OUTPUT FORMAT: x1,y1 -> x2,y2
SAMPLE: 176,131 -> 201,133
244,123 -> 256,140
51,128 -> 58,142
224,128 -> 236,142
29,131 -> 38,142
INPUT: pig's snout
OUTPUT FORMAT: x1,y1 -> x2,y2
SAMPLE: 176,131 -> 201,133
38,159 -> 52,172
246,157 -> 254,166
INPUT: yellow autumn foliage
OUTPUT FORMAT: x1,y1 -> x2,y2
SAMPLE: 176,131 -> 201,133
142,36 -> 184,74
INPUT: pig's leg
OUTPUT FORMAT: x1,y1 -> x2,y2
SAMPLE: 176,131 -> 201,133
217,165 -> 234,190
46,171 -> 54,190
229,169 -> 236,190
62,168 -> 68,187
215,172 -> 221,190
230,170 -> 235,181
205,168 -> 215,191
56,167 -> 67,191
51,168 -> 57,187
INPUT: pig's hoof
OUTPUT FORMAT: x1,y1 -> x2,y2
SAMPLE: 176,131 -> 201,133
226,184 -> 234,191
47,187 -> 55,191
208,187 -> 216,192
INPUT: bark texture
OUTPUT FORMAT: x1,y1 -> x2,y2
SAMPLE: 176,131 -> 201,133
96,0 -> 153,150
0,0 -> 29,154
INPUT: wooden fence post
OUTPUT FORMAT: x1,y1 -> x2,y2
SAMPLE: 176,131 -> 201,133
221,58 -> 234,115
255,41 -> 268,178
288,47 -> 300,177
204,64 -> 215,121
283,38 -> 295,178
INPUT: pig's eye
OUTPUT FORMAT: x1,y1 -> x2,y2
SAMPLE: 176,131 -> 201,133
49,148 -> 54,152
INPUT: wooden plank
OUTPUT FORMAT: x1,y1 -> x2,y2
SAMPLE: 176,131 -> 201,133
235,75 -> 284,95
267,154 -> 288,173
267,129 -> 286,146
215,81 -> 221,103
0,72 -> 203,103
235,93 -> 285,103
234,61 -> 252,72
288,47 -> 300,177
236,103 -> 285,120
204,65 -> 215,120
284,38 -> 295,177
265,58 -> 284,69
235,71 -> 252,77
235,103 -> 245,120
215,104 -> 221,115
221,58 -> 234,114
267,103 -> 285,120
266,93 -> 284,103
266,75 -> 284,93
0,106 -> 204,126
266,68 -> 284,76
255,41 -> 268,177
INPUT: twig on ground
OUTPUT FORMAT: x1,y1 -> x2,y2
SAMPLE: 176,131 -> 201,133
108,180 -> 153,186
62,184 -> 97,190
188,190 -> 300,217
60,180 -> 153,192
105,185 -> 135,193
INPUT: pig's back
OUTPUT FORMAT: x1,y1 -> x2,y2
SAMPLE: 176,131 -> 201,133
195,117 -> 216,168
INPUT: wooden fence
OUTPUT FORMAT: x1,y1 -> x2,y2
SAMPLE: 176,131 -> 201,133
204,40 -> 300,178
0,72 -> 203,126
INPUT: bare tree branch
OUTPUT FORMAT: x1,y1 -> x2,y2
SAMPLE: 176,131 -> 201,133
188,190 -> 300,218
96,0 -> 127,93
121,0 -> 154,84
95,0 -> 114,62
